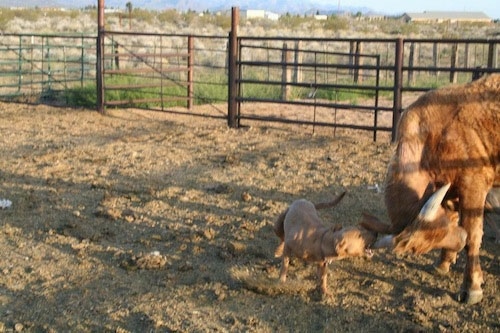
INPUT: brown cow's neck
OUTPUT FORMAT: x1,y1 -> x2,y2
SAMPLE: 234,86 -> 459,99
385,158 -> 432,234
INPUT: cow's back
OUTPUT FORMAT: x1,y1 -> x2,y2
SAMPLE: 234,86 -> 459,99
397,74 -> 499,183
386,74 -> 500,232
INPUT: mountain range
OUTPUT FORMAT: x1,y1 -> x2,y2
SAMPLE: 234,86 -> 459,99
0,0 -> 373,15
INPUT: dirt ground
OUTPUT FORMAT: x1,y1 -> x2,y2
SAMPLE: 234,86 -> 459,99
0,101 -> 498,332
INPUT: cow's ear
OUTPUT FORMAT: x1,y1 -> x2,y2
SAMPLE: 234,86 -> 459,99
418,183 -> 451,222
444,199 -> 459,211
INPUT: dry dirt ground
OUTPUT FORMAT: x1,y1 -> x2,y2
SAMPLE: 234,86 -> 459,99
0,101 -> 498,332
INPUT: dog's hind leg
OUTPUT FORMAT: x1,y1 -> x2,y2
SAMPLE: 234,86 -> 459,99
273,208 -> 288,239
274,209 -> 287,258
274,241 -> 284,258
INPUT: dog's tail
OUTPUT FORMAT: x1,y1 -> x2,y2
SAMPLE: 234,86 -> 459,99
314,191 -> 346,210
358,212 -> 392,234
273,208 -> 288,257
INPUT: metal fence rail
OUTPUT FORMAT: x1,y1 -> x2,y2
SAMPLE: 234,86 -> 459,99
0,33 -> 96,100
227,32 -> 500,141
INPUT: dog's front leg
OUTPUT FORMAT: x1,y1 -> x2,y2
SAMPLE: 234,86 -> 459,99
279,255 -> 289,283
317,261 -> 329,296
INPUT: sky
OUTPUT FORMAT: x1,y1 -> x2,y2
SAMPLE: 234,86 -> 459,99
336,0 -> 500,19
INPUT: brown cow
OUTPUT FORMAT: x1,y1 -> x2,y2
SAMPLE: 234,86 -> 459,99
443,187 -> 500,244
362,74 -> 500,305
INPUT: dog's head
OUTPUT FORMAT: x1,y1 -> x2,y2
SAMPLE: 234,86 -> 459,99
333,225 -> 378,258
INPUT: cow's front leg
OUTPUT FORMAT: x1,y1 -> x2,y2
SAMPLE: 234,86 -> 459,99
457,192 -> 485,304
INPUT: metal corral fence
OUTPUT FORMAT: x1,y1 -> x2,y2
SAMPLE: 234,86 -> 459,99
98,30 -> 229,118
0,25 -> 499,141
0,33 -> 96,101
228,35 -> 500,141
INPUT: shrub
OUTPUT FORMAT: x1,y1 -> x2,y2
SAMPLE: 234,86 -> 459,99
322,16 -> 349,31
157,9 -> 181,25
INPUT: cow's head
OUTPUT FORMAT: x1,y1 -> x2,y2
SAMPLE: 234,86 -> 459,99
374,183 -> 466,254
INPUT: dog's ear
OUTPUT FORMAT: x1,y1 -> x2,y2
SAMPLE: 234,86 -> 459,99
331,223 -> 343,232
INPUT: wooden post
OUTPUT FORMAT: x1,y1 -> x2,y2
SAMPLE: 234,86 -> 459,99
114,41 -> 120,69
407,42 -> 415,86
488,42 -> 498,68
293,40 -> 302,84
281,43 -> 291,101
187,35 -> 194,110
354,41 -> 362,83
97,0 -> 105,113
432,42 -> 438,77
349,41 -> 355,75
464,43 -> 470,69
227,7 -> 239,128
450,43 -> 458,83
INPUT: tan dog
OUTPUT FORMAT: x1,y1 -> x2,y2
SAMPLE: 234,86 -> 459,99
273,192 -> 377,296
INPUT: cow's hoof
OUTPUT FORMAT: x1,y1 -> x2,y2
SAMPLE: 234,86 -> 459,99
433,265 -> 449,276
457,289 -> 483,305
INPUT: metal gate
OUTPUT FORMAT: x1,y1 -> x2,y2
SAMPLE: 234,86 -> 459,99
234,37 -> 388,141
97,30 -> 229,118
0,33 -> 96,101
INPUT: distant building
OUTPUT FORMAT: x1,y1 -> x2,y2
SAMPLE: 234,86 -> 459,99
241,9 -> 280,21
402,11 -> 491,23
313,15 -> 328,20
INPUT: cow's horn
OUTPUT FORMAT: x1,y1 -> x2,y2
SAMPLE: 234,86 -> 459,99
418,183 -> 451,222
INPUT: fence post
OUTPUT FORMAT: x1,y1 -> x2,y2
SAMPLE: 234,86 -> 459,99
464,43 -> 470,69
80,36 -> 85,88
17,36 -> 22,93
281,43 -> 291,101
97,0 -> 105,113
432,42 -> 438,77
187,35 -> 194,110
293,41 -> 302,83
392,37 -> 404,142
407,42 -> 415,86
227,7 -> 239,128
349,41 -> 355,75
354,41 -> 362,84
114,41 -> 120,70
450,43 -> 458,83
487,42 -> 498,68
